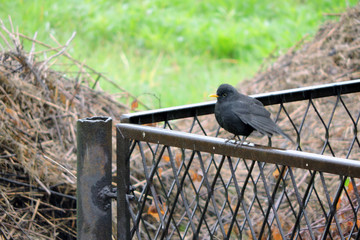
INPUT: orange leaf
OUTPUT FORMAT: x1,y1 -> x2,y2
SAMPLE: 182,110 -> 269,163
131,99 -> 138,111
272,169 -> 280,179
162,155 -> 170,162
162,154 -> 182,166
271,228 -> 282,240
147,200 -> 166,221
147,204 -> 156,214
189,170 -> 202,182
224,223 -> 230,235
348,182 -> 354,193
147,204 -> 160,221
336,196 -> 342,210
273,167 -> 287,180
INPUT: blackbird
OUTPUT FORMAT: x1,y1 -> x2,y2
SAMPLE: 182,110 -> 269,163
210,84 -> 294,144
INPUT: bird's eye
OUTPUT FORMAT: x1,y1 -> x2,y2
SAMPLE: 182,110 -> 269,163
222,93 -> 227,97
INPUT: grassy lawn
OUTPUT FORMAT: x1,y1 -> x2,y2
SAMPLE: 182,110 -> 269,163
1,0 -> 357,108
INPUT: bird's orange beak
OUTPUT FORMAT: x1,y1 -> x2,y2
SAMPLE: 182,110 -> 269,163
209,94 -> 219,98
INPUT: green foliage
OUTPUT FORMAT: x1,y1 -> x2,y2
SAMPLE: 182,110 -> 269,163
1,0 -> 357,108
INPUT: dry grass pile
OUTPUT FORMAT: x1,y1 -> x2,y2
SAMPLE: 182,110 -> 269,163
243,4 -> 360,91
0,20 -> 133,239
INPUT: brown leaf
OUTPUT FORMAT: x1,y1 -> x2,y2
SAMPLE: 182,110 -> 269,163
189,169 -> 202,182
147,200 -> 166,221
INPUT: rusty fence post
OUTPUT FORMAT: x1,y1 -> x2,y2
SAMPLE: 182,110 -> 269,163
116,126 -> 131,240
77,116 -> 113,240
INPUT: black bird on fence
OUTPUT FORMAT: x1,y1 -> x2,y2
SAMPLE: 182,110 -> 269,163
210,83 -> 294,145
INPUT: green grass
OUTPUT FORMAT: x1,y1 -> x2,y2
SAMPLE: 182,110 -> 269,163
1,0 -> 357,108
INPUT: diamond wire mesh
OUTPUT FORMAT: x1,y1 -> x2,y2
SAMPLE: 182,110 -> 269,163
125,91 -> 360,239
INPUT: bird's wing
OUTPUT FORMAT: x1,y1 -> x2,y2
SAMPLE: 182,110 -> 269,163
230,98 -> 294,142
231,100 -> 274,136
248,115 -> 279,136
231,100 -> 271,122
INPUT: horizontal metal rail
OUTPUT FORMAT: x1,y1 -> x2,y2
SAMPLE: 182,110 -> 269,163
121,79 -> 360,124
117,123 -> 360,178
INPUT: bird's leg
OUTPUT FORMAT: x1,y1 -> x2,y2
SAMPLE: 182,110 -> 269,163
267,136 -> 272,147
225,135 -> 249,146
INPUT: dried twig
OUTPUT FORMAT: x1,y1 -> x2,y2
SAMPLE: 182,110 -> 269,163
38,31 -> 76,72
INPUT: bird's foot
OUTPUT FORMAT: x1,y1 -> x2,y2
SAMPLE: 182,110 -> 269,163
225,135 -> 254,147
225,135 -> 238,144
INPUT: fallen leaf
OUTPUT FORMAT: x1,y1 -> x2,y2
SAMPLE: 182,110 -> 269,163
272,167 -> 287,180
271,228 -> 282,240
347,181 -> 354,193
147,199 -> 166,221
131,99 -> 138,111
189,169 -> 202,182
162,155 -> 170,162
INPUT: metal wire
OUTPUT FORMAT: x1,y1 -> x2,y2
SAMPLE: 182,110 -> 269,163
117,80 -> 360,239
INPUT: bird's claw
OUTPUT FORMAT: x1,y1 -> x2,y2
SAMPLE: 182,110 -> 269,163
224,136 -> 254,147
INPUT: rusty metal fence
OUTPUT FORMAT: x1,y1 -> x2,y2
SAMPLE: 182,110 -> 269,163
77,80 -> 360,239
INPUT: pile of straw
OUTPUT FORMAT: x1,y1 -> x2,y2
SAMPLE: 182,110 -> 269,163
0,19 -> 132,239
243,4 -> 360,91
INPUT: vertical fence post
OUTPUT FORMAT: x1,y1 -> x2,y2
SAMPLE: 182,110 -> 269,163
116,126 -> 131,239
77,116 -> 112,240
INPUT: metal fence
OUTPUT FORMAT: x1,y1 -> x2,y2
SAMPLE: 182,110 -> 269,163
77,80 -> 360,239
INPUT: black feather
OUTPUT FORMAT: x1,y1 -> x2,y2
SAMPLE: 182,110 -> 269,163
213,84 -> 294,144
